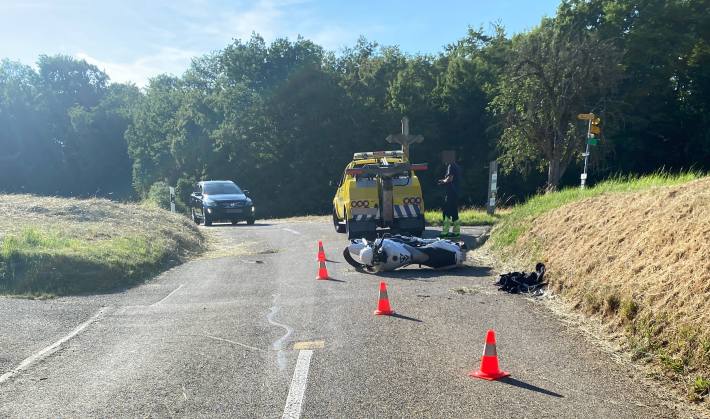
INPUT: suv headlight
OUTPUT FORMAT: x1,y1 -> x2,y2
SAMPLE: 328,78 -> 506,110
246,198 -> 253,206
203,199 -> 217,207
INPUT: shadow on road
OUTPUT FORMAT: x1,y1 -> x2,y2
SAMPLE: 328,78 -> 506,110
325,277 -> 347,283
498,376 -> 564,398
390,313 -> 423,322
205,223 -> 273,227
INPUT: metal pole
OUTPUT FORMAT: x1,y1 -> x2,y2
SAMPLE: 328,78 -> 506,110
487,160 -> 498,215
581,117 -> 592,189
169,187 -> 176,213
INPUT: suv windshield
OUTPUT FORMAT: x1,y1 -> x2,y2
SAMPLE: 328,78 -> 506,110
203,182 -> 242,195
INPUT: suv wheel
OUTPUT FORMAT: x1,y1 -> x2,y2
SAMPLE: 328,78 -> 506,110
191,210 -> 201,225
246,217 -> 255,225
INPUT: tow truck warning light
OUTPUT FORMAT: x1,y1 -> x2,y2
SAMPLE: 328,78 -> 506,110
345,163 -> 427,176
353,150 -> 403,160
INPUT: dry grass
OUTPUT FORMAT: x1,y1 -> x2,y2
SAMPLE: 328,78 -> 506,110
496,177 -> 710,405
0,194 -> 205,296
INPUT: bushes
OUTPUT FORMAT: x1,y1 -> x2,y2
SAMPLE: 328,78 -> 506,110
145,181 -> 171,210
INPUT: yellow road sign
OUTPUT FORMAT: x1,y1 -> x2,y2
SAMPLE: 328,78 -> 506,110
590,125 -> 601,134
577,113 -> 595,120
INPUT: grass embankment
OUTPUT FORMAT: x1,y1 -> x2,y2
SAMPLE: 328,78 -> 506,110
0,195 -> 205,296
424,207 -> 506,226
485,172 -> 710,404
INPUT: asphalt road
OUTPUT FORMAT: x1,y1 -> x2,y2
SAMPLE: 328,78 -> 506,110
0,219 -> 693,418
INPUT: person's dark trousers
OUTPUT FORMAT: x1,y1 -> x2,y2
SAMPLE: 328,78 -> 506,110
441,192 -> 459,236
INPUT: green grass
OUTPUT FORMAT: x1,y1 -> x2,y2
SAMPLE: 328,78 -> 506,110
0,195 -> 205,296
691,376 -> 710,401
490,171 -> 702,249
424,207 -> 505,226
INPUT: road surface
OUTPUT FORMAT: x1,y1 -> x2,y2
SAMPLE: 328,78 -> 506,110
0,219 -> 692,417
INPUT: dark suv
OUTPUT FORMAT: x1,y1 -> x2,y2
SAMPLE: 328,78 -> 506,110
189,180 -> 255,226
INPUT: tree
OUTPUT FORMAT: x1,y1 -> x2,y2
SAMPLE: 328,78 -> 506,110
492,18 -> 622,190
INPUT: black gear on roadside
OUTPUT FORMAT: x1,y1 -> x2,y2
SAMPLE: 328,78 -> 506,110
495,263 -> 546,294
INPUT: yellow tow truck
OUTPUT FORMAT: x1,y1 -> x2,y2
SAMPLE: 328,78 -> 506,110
332,150 -> 427,239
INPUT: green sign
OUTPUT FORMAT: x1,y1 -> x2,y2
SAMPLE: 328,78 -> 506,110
587,138 -> 599,146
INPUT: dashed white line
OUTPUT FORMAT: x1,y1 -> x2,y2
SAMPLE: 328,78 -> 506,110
281,349 -> 314,419
202,334 -> 265,352
0,307 -> 109,385
281,228 -> 302,236
152,284 -> 184,306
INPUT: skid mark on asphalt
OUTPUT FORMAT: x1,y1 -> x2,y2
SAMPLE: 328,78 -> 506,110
281,349 -> 313,419
267,295 -> 294,371
281,228 -> 302,236
0,306 -> 110,385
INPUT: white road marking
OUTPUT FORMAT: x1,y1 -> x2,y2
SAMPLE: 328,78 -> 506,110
0,307 -> 109,385
281,349 -> 314,419
152,284 -> 184,306
202,334 -> 265,352
281,228 -> 302,236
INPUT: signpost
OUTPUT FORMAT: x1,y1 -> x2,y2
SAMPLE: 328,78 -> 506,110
487,161 -> 498,215
169,187 -> 176,213
577,113 -> 601,189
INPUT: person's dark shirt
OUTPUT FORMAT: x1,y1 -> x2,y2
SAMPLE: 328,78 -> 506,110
445,162 -> 461,195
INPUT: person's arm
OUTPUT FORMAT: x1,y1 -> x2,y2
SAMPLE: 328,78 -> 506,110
438,164 -> 454,184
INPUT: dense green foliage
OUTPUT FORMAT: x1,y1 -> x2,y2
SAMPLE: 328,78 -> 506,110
0,55 -> 140,197
1,0 -> 709,216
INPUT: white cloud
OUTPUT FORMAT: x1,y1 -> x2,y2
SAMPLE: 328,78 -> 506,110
183,0 -> 363,49
75,47 -> 198,87
75,0 -> 372,86
184,0 -> 309,44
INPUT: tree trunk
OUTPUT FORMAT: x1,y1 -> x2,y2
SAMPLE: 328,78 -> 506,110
546,158 -> 561,192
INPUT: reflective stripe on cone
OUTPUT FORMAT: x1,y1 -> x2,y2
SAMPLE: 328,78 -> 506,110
469,330 -> 510,381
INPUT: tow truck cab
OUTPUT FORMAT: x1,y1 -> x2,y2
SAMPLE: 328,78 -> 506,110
333,150 -> 426,239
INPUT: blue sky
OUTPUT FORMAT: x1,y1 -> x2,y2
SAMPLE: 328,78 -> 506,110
0,0 -> 560,87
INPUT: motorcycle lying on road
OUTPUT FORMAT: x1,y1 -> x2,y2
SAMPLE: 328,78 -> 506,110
343,235 -> 467,273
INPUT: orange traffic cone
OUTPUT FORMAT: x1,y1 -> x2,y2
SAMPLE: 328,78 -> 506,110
374,281 -> 394,315
317,240 -> 326,262
469,330 -> 510,381
316,260 -> 330,280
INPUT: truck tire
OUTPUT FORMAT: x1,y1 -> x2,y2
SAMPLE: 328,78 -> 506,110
333,208 -> 346,233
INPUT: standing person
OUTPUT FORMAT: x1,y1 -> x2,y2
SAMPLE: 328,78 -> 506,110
437,150 -> 461,238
